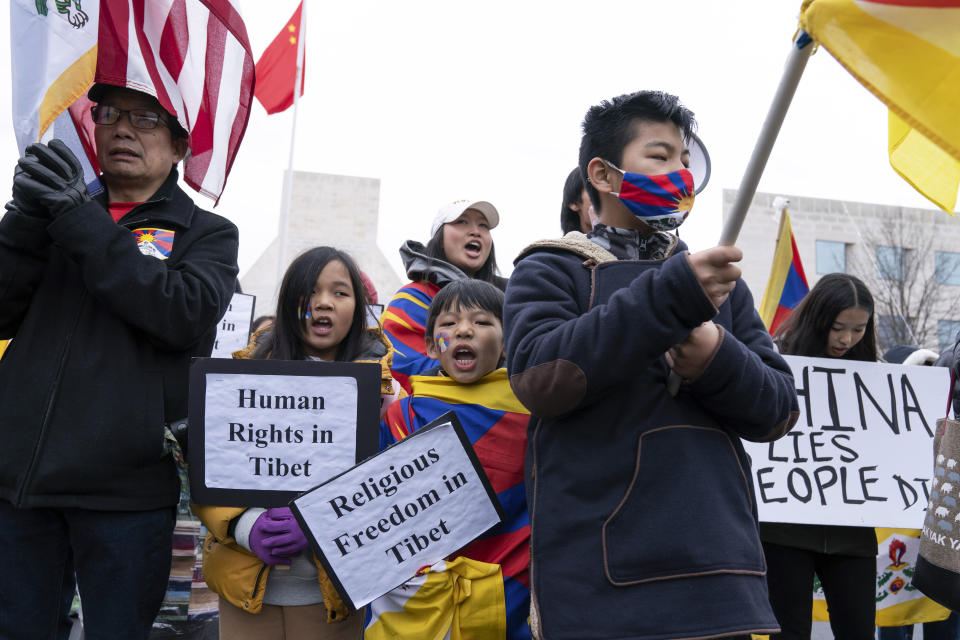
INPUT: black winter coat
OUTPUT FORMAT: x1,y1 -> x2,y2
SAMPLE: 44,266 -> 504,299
0,170 -> 239,510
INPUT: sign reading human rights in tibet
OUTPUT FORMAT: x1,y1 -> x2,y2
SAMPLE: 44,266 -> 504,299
743,356 -> 950,529
188,358 -> 381,507
290,412 -> 503,610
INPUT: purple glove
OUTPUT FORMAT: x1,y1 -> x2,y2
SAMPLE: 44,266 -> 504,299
249,508 -> 309,566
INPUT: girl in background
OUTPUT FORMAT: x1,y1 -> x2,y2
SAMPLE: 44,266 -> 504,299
761,272 -> 878,640
194,246 -> 397,640
559,167 -> 597,234
382,199 -> 504,393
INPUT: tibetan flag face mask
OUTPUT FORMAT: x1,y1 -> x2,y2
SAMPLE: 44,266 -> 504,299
603,160 -> 696,232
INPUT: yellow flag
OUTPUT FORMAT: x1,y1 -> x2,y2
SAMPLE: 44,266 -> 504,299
800,0 -> 960,213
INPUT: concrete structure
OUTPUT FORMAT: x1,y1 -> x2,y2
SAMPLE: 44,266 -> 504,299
241,171 -> 402,317
725,189 -> 960,354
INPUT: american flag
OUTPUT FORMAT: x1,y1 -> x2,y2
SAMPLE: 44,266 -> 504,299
93,0 -> 255,202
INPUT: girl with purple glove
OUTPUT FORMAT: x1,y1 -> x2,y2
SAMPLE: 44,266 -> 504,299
193,247 -> 399,639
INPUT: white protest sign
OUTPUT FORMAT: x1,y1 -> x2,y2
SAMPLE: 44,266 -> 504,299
744,355 -> 950,528
188,358 -> 380,507
366,304 -> 384,329
291,413 -> 503,610
210,292 -> 255,358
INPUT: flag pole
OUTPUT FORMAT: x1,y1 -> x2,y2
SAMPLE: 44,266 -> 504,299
276,1 -> 306,286
719,32 -> 815,246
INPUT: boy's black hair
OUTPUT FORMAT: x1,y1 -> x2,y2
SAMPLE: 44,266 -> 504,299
424,226 -> 501,284
579,90 -> 696,210
774,273 -> 877,362
254,246 -> 373,362
425,279 -> 505,341
560,167 -> 585,234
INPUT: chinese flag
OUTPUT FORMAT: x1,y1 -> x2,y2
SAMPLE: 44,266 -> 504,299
254,2 -> 305,115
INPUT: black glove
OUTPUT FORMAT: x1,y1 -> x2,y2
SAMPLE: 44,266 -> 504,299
10,163 -> 48,218
14,139 -> 90,218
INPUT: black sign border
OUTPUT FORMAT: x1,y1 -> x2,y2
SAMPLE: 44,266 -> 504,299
290,410 -> 506,611
188,357 -> 381,507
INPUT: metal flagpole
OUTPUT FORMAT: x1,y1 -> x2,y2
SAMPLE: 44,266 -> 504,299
719,32 -> 815,246
276,1 -> 306,285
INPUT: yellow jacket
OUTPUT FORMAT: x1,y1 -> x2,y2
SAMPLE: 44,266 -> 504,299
192,327 -> 397,621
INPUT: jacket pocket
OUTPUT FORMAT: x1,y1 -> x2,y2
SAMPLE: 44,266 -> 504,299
602,425 -> 765,585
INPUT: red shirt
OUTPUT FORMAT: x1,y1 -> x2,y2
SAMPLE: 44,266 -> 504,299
107,202 -> 140,222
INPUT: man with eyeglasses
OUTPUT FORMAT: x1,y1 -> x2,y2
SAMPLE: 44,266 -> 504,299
0,84 -> 239,639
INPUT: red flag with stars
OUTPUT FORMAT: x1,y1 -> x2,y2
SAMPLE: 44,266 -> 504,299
254,2 -> 305,114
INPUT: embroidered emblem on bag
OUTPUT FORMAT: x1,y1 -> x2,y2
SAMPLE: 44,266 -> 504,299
132,228 -> 175,260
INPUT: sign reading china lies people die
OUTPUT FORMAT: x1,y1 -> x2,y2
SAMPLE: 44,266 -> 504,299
743,356 -> 950,529
188,358 -> 381,507
291,412 -> 503,610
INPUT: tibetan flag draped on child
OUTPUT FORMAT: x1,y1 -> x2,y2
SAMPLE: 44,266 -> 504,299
759,208 -> 809,335
254,1 -> 305,114
800,0 -> 960,213
371,368 -> 530,639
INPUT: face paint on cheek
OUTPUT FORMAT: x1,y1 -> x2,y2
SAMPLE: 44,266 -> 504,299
435,331 -> 451,354
298,297 -> 311,320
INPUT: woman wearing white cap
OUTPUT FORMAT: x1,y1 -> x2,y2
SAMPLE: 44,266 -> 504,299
381,200 -> 503,394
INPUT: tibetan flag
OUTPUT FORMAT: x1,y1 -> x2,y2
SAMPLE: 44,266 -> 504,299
382,281 -> 442,394
365,557 -> 506,640
800,0 -> 960,213
254,1 -> 305,115
759,209 -> 809,335
378,368 -> 531,639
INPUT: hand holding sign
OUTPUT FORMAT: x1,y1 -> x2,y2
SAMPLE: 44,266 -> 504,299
249,508 -> 310,566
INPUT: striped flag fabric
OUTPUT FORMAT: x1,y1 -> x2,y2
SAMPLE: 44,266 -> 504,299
377,368 -> 531,639
382,281 -> 443,394
800,0 -> 960,213
759,209 -> 810,335
94,0 -> 256,202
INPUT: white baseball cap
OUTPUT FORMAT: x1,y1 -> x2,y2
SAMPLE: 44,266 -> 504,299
430,200 -> 500,237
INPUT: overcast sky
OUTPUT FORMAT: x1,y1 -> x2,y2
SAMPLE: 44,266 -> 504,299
1,1 -> 948,281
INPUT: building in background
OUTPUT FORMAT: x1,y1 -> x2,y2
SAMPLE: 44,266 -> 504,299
241,171 -> 402,317
726,189 -> 960,355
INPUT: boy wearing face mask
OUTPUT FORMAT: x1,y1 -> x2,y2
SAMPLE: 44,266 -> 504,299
503,90 -> 799,639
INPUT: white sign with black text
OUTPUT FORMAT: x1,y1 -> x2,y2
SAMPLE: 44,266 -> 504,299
210,292 -> 255,358
291,413 -> 503,610
744,356 -> 950,528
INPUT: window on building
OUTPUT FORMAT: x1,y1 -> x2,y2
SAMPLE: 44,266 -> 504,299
936,251 -> 960,286
816,240 -> 846,275
877,314 -> 910,351
939,320 -> 960,353
877,246 -> 906,281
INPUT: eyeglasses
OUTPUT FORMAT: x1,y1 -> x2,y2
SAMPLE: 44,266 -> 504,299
90,105 -> 170,131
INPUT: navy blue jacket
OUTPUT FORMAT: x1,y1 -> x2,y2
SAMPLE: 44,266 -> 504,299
504,235 -> 798,640
0,170 -> 239,511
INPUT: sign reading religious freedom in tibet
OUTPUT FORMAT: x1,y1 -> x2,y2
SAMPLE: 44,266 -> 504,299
290,411 -> 504,610
742,356 -> 950,528
188,358 -> 381,507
